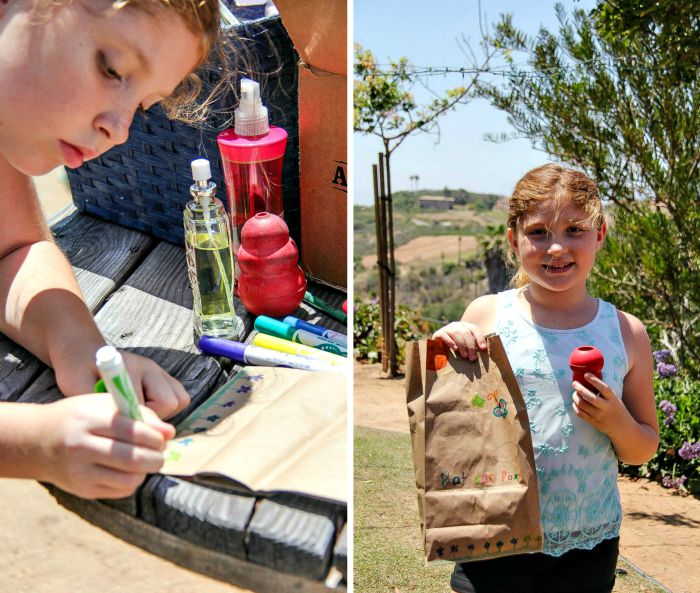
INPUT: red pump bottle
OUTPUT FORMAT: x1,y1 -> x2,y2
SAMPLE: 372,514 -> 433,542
569,345 -> 604,393
237,212 -> 306,317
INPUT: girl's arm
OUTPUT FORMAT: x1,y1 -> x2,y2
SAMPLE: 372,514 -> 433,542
611,311 -> 659,464
0,156 -> 188,418
0,156 -> 104,377
572,310 -> 659,465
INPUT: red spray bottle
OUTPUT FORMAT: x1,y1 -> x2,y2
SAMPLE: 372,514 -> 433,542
217,78 -> 288,265
569,346 -> 604,393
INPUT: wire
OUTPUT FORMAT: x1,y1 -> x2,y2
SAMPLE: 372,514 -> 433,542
358,56 -> 685,83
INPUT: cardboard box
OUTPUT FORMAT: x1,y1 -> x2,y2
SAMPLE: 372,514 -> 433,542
274,0 -> 347,289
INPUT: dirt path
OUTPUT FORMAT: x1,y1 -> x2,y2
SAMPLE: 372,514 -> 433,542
354,361 -> 700,593
0,479 -> 251,593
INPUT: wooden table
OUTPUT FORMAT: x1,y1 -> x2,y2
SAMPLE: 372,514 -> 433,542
0,210 -> 348,593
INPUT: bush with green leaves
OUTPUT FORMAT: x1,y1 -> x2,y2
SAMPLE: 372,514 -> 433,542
353,302 -> 433,367
620,350 -> 700,493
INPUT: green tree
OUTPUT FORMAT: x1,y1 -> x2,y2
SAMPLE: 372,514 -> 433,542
354,43 -> 493,375
592,0 -> 700,83
480,3 -> 700,376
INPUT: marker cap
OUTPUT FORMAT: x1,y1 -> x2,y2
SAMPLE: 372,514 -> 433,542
254,316 -> 295,341
198,336 -> 247,363
95,345 -> 123,372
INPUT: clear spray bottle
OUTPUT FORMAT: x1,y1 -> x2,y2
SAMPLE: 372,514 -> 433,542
184,158 -> 243,340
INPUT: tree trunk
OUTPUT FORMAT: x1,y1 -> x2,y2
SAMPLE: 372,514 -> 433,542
372,164 -> 389,372
383,148 -> 399,377
485,248 -> 508,294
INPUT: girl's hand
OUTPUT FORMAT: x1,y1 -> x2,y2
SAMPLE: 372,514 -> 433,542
571,373 -> 627,435
56,351 -> 190,420
432,322 -> 487,361
35,394 -> 175,500
120,351 -> 190,420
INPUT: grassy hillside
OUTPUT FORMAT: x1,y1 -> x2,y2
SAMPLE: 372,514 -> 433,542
354,189 -> 505,259
355,188 -> 507,324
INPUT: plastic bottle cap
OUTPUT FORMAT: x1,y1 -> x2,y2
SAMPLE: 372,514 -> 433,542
235,78 -> 270,136
191,158 -> 211,182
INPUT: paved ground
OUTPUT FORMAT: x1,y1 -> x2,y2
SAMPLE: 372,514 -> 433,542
354,361 -> 700,593
0,479 -> 251,593
33,166 -> 73,221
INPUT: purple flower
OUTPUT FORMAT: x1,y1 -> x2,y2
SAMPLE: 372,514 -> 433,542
659,400 -> 677,415
657,362 -> 677,378
663,415 -> 676,427
653,349 -> 671,363
678,441 -> 700,461
662,474 -> 687,489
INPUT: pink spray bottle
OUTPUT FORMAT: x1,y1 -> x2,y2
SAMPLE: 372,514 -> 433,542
217,78 -> 288,289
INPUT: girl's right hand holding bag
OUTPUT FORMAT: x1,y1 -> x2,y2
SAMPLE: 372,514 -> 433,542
432,322 -> 488,361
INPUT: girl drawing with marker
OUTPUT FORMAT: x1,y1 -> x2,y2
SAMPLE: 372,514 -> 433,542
0,0 -> 223,499
433,164 -> 658,593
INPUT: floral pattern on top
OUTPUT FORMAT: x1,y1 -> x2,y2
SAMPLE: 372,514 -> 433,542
495,289 -> 628,556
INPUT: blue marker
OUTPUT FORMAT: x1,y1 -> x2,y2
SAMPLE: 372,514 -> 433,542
282,315 -> 347,348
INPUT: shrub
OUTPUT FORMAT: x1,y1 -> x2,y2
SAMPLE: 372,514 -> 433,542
620,350 -> 700,493
353,301 -> 433,367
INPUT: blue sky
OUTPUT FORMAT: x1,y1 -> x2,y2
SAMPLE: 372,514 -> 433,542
353,0 -> 597,204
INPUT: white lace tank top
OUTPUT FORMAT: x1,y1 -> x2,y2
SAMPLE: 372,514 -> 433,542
495,288 -> 628,556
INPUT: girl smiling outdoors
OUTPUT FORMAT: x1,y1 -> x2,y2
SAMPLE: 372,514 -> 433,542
433,164 -> 659,593
0,0 -> 221,499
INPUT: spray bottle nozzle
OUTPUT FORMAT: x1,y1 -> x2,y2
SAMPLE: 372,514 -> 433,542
235,78 -> 269,137
191,158 -> 212,190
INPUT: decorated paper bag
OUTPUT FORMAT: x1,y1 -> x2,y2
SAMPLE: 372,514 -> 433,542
406,335 -> 543,564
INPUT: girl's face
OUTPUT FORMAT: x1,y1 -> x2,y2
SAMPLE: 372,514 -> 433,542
0,1 -> 202,175
508,198 -> 606,294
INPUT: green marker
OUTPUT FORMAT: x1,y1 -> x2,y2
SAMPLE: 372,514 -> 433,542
303,291 -> 347,324
95,346 -> 144,421
254,316 -> 347,356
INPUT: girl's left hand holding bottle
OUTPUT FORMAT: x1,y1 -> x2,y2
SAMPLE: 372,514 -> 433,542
55,349 -> 190,420
571,373 -> 627,435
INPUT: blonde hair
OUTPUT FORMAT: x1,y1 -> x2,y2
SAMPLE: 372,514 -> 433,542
39,0 -> 233,123
507,163 -> 604,288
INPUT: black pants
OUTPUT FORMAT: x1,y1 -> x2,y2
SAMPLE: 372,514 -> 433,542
451,537 -> 619,593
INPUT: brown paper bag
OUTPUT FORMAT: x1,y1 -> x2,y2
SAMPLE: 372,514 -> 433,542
160,366 -> 346,504
406,335 -> 543,564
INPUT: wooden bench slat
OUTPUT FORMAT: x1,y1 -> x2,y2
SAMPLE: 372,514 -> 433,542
0,341 -> 45,402
297,282 -> 348,336
52,212 -> 154,312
